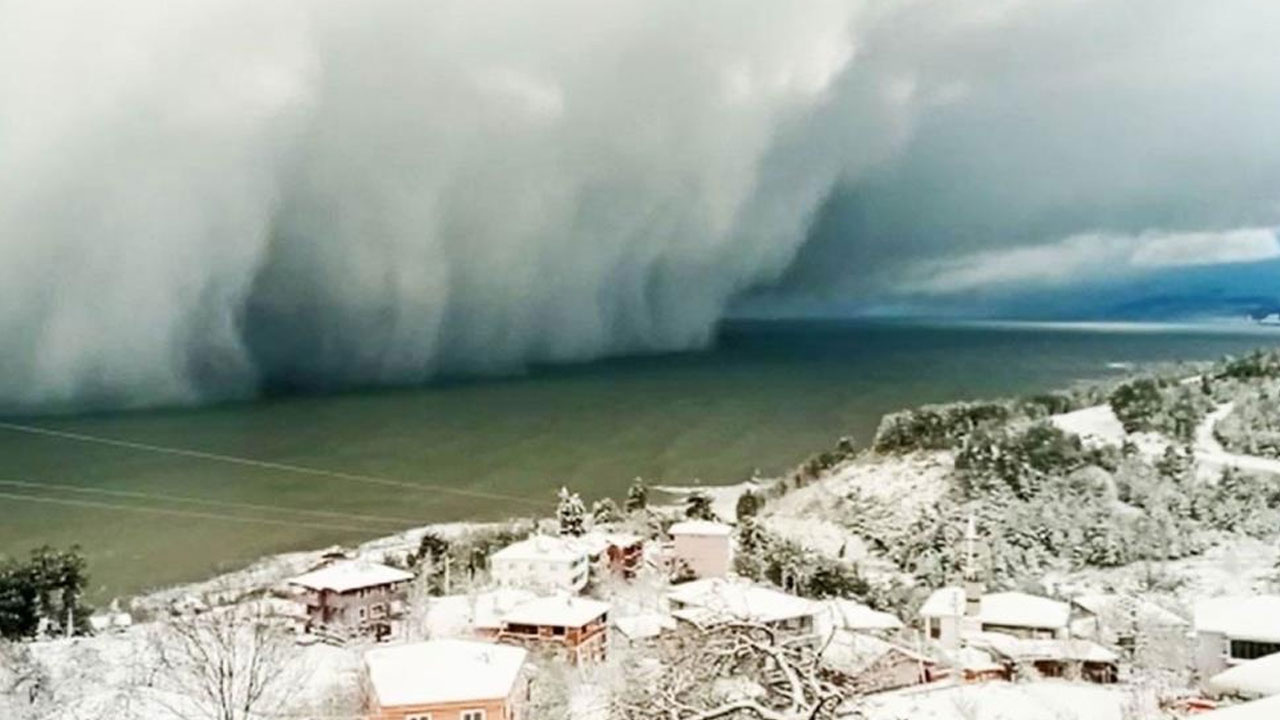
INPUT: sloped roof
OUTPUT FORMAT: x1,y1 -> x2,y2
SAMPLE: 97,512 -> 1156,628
364,640 -> 526,708
969,632 -> 1117,664
920,588 -> 1069,630
667,578 -> 817,624
500,595 -> 611,628
491,535 -> 587,563
614,612 -> 677,640
1207,652 -> 1280,699
824,599 -> 905,631
1195,596 -> 1280,642
821,630 -> 933,675
288,560 -> 413,593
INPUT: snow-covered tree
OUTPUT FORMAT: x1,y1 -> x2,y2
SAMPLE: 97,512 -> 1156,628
557,487 -> 587,537
591,497 -> 622,526
684,490 -> 715,521
735,488 -> 762,520
624,478 -> 648,513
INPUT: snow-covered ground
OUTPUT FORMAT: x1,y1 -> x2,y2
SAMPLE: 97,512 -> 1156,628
762,451 -> 952,563
1050,401 -> 1280,476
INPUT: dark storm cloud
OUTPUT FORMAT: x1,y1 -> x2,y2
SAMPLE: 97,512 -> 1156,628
1,0 -> 1278,409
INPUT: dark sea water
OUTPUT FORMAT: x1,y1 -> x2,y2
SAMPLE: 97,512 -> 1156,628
2,319 -> 1278,600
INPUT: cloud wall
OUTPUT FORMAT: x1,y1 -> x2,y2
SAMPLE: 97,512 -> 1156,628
3,0 -> 1279,410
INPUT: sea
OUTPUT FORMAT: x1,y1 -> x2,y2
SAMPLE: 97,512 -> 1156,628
2,318 -> 1278,600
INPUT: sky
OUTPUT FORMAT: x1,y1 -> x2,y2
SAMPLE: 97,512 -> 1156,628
1,0 -> 1278,409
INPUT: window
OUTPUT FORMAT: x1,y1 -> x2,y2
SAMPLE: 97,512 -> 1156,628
929,622 -> 941,640
406,714 -> 433,720
461,710 -> 486,720
357,607 -> 367,621
1230,639 -> 1280,661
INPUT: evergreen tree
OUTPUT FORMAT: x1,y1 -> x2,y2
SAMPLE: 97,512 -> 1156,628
591,497 -> 622,526
556,487 -> 587,537
684,490 -> 715,521
0,546 -> 91,640
624,477 -> 648,513
735,488 -> 762,521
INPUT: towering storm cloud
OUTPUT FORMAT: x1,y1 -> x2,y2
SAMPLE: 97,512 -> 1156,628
2,0 -> 1279,410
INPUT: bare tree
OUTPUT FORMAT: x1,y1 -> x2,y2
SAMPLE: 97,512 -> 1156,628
613,623 -> 844,720
149,607 -> 300,720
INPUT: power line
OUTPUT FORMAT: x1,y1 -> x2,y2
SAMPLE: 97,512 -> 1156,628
0,477 -> 418,527
0,420 -> 544,508
0,490 -> 400,533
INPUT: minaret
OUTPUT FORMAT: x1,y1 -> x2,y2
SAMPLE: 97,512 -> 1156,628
963,514 -> 983,617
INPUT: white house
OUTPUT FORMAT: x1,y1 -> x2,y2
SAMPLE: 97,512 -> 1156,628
666,577 -> 820,642
668,520 -> 734,579
1194,596 -> 1280,679
921,588 -> 1069,648
490,536 -> 591,593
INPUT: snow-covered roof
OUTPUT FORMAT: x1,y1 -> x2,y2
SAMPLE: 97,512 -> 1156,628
981,592 -> 1070,630
669,520 -> 733,537
823,599 -> 904,631
1073,593 -> 1188,628
1195,596 -> 1280,642
969,632 -> 1117,664
1207,652 -> 1280,699
1199,696 -> 1280,719
920,587 -> 967,618
500,595 -> 611,628
862,681 -> 1129,720
666,578 -> 818,625
288,560 -> 413,593
821,630 -> 933,674
491,535 -> 588,563
364,640 -> 526,708
425,589 -> 538,636
614,612 -> 677,641
920,588 -> 1069,630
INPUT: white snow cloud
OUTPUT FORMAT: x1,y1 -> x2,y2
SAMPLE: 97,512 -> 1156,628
4,0 -> 1280,409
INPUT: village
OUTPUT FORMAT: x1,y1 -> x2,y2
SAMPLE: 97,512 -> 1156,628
6,353 -> 1280,720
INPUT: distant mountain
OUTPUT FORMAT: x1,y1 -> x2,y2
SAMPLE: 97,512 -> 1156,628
976,258 -> 1280,322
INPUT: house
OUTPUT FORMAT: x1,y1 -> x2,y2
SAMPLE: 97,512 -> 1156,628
967,632 -> 1119,684
665,577 -> 820,643
492,595 -> 611,664
1069,593 -> 1188,649
1206,650 -> 1280,699
920,587 -> 1069,648
817,599 -> 905,640
363,639 -> 529,720
490,536 -> 591,594
667,520 -> 734,579
422,589 -> 538,639
1193,595 -> 1280,679
575,531 -> 645,579
820,631 -> 937,694
613,612 -> 678,647
288,559 -> 414,640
